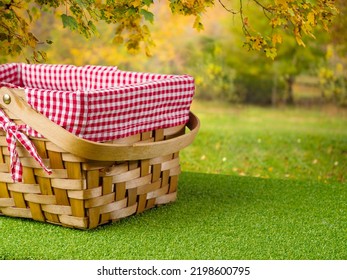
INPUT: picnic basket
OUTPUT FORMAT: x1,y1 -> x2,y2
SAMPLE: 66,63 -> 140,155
0,64 -> 199,229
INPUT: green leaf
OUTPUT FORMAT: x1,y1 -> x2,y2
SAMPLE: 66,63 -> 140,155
87,7 -> 101,20
27,10 -> 33,22
140,9 -> 154,24
88,20 -> 98,35
3,11 -> 14,20
61,14 -> 78,31
0,33 -> 8,41
75,0 -> 88,8
12,44 -> 22,54
143,0 -> 154,6
38,51 -> 47,61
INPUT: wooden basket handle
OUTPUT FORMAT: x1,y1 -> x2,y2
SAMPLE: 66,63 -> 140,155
0,87 -> 200,161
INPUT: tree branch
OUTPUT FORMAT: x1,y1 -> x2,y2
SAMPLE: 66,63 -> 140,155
218,0 -> 238,15
252,0 -> 272,13
239,0 -> 251,36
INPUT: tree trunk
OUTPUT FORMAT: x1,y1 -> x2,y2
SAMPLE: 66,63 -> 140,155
285,75 -> 295,105
271,62 -> 279,106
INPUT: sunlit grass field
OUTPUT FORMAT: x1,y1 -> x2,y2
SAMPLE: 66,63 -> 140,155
182,101 -> 347,183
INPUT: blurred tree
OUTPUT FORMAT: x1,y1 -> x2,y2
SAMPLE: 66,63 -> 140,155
330,0 -> 346,53
317,0 -> 347,106
318,45 -> 347,106
213,0 -> 331,105
0,0 -> 338,61
184,36 -> 237,102
271,25 -> 328,105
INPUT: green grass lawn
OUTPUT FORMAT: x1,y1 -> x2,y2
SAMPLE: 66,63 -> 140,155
183,102 -> 347,183
0,102 -> 346,260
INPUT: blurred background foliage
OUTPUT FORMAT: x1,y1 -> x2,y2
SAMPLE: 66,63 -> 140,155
1,0 -> 346,107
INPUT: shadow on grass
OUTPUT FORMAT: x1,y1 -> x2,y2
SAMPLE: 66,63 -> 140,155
0,172 -> 346,260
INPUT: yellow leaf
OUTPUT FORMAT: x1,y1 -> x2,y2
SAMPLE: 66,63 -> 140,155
302,3 -> 309,9
294,27 -> 306,47
271,17 -> 282,27
275,0 -> 288,8
182,0 -> 195,9
295,36 -> 306,47
307,12 -> 315,26
112,35 -> 124,45
336,63 -> 344,74
243,17 -> 249,27
272,34 -> 282,45
132,0 -> 142,8
193,16 -> 204,31
247,36 -> 265,51
326,44 -> 334,59
265,47 -> 277,60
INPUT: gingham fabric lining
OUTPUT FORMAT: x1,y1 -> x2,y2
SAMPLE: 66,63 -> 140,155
0,63 -> 195,142
0,63 -> 22,87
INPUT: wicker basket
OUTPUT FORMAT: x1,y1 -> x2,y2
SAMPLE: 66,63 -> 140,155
0,87 -> 199,229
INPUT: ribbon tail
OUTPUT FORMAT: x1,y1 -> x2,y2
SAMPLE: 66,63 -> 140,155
15,132 -> 52,176
1,109 -> 51,182
6,132 -> 23,182
11,150 -> 22,182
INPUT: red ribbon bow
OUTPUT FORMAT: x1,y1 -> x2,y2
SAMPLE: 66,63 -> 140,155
0,109 -> 52,182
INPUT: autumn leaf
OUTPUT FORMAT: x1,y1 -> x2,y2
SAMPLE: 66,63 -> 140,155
271,17 -> 285,27
27,32 -> 38,48
132,0 -> 142,8
307,12 -> 315,26
112,35 -> 124,45
265,47 -> 277,60
294,26 -> 306,47
143,0 -> 154,6
302,3 -> 310,9
272,34 -> 283,45
140,9 -> 154,24
252,36 -> 265,51
61,14 -> 78,31
193,16 -> 204,31
0,33 -> 8,41
88,20 -> 98,35
243,17 -> 249,27
275,0 -> 288,8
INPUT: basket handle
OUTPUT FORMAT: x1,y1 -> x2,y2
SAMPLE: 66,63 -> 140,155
0,87 -> 200,161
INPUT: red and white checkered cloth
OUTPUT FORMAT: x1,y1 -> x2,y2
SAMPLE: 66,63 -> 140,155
0,110 -> 52,182
0,63 -> 195,181
0,63 -> 195,142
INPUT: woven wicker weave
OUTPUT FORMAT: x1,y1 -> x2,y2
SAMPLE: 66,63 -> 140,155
0,87 -> 199,229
